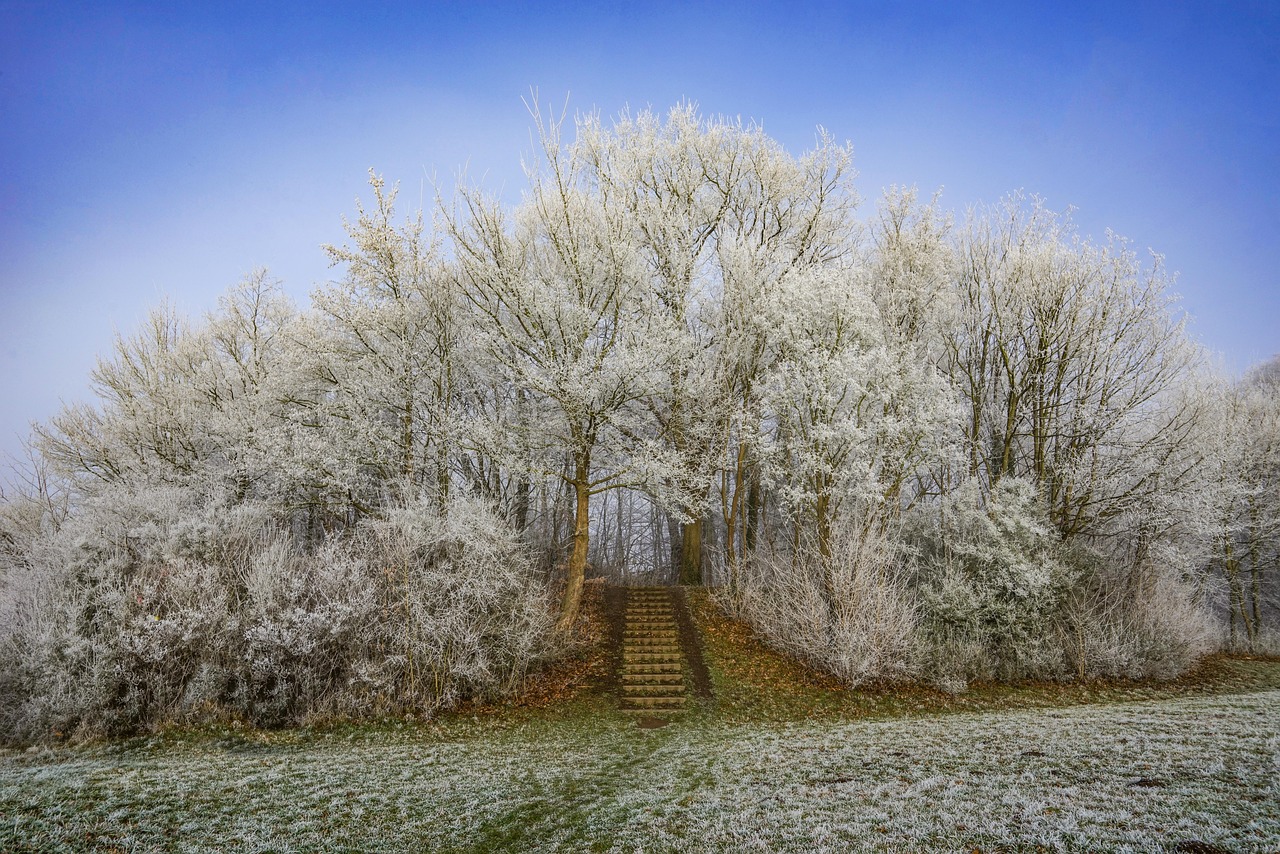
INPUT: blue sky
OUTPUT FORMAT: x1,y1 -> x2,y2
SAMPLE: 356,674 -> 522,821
2,1 -> 1278,472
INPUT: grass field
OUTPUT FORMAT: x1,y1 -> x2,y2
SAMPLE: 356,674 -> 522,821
2,587 -> 1278,853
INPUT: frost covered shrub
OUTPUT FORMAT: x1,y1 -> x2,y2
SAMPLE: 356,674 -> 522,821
1062,544 -> 1216,680
906,479 -> 1215,687
357,496 -> 555,710
0,490 -> 52,725
239,536 -> 382,724
0,485 -> 220,740
0,485 -> 287,740
725,522 -> 917,686
907,479 -> 1074,687
0,485 -> 555,744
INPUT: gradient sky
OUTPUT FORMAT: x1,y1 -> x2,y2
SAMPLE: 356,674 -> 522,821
2,1 -> 1278,474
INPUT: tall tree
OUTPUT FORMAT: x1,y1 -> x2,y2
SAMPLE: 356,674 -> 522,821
941,196 -> 1204,539
36,272 -> 296,497
448,105 -> 663,632
1211,359 -> 1280,645
306,173 -> 460,512
574,104 -> 733,583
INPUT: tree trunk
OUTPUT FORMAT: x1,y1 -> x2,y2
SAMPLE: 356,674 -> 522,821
744,469 -> 762,554
435,440 -> 450,512
616,491 -> 627,576
1223,533 -> 1252,648
679,518 -> 703,585
1248,500 -> 1263,639
513,474 -> 531,534
555,458 -> 591,635
720,441 -> 747,588
667,513 -> 682,581
815,492 -> 833,564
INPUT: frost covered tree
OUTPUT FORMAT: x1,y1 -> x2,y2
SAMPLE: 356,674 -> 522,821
2,100 -> 1250,744
448,105 -> 668,632
573,105 -> 866,582
1210,358 -> 1280,647
706,122 -> 862,578
301,173 -> 461,513
35,271 -> 297,498
940,196 -> 1203,539
754,263 -> 950,560
574,104 -> 730,584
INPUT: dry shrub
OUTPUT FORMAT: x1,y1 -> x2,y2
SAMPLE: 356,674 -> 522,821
0,486 -> 556,744
1064,565 -> 1217,681
354,495 -> 556,711
724,522 -> 917,687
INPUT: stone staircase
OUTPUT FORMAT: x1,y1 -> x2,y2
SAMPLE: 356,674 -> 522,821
620,587 -> 687,713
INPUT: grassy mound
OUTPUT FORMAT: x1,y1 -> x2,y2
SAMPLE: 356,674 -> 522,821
3,585 -> 1277,852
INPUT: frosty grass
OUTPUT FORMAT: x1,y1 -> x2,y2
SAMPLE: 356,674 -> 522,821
2,690 -> 1277,852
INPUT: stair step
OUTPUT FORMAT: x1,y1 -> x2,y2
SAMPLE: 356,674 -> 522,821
622,674 -> 684,686
618,588 -> 690,713
623,691 -> 686,702
620,697 -> 686,710
622,666 -> 684,678
622,679 -> 685,692
622,662 -> 683,674
622,654 -> 683,665
622,685 -> 685,695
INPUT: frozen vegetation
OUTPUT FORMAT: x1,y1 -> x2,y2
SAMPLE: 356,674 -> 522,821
1,102 -> 1278,742
1,690 -> 1276,852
